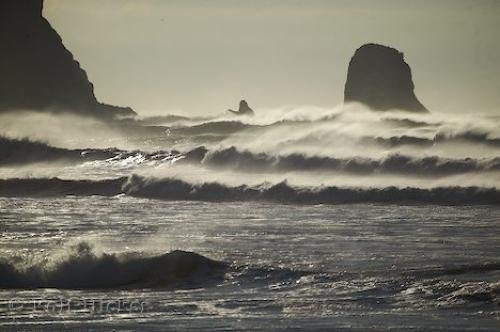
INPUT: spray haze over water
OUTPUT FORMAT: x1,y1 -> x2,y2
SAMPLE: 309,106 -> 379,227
0,103 -> 498,194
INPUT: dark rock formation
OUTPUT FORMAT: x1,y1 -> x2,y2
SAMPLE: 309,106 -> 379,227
0,0 -> 135,119
228,100 -> 254,116
344,43 -> 427,112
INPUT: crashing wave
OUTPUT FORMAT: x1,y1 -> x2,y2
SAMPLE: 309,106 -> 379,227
182,146 -> 500,177
0,242 -> 227,289
0,175 -> 498,205
0,136 -> 182,167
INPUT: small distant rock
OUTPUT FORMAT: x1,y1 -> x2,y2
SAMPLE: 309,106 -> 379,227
227,100 -> 254,116
344,43 -> 428,112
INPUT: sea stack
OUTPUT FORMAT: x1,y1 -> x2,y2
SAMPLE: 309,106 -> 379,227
344,43 -> 427,112
227,100 -> 254,116
0,0 -> 135,119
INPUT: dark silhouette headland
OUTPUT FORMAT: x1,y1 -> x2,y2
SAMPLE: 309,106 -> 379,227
227,100 -> 254,116
0,0 -> 135,120
1,1 -> 427,120
344,43 -> 428,112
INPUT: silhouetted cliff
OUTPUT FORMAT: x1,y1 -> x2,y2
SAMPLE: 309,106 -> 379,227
344,43 -> 427,112
0,0 -> 135,119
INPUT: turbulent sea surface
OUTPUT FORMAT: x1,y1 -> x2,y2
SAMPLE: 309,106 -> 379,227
0,105 -> 499,330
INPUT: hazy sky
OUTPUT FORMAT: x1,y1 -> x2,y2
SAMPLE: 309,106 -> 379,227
44,0 -> 500,116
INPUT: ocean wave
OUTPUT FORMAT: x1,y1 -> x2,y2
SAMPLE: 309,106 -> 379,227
186,146 -> 500,176
366,135 -> 434,147
400,279 -> 500,306
0,136 -> 116,165
358,130 -> 500,148
397,263 -> 500,308
434,280 -> 500,306
0,136 -> 182,167
435,130 -> 500,148
5,134 -> 499,178
0,242 -> 227,289
169,121 -> 260,136
1,175 -> 497,205
158,109 -> 500,150
231,261 -> 500,307
122,176 -> 500,205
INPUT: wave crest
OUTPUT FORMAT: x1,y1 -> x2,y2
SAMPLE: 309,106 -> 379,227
1,175 -> 499,205
189,146 -> 500,177
0,242 -> 227,289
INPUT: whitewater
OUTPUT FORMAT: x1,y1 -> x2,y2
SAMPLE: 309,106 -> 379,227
0,104 -> 499,330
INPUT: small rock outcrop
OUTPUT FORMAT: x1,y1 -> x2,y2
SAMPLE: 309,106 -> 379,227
344,43 -> 427,112
227,100 -> 254,116
0,0 -> 135,119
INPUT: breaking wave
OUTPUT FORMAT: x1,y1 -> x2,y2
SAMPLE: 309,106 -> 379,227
0,175 -> 498,205
0,136 -> 181,167
183,146 -> 500,177
0,242 -> 227,289
1,106 -> 499,203
3,135 -> 499,179
124,177 -> 500,205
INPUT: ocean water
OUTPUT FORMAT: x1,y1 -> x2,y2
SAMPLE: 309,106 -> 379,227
0,105 -> 499,330
0,197 -> 499,331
